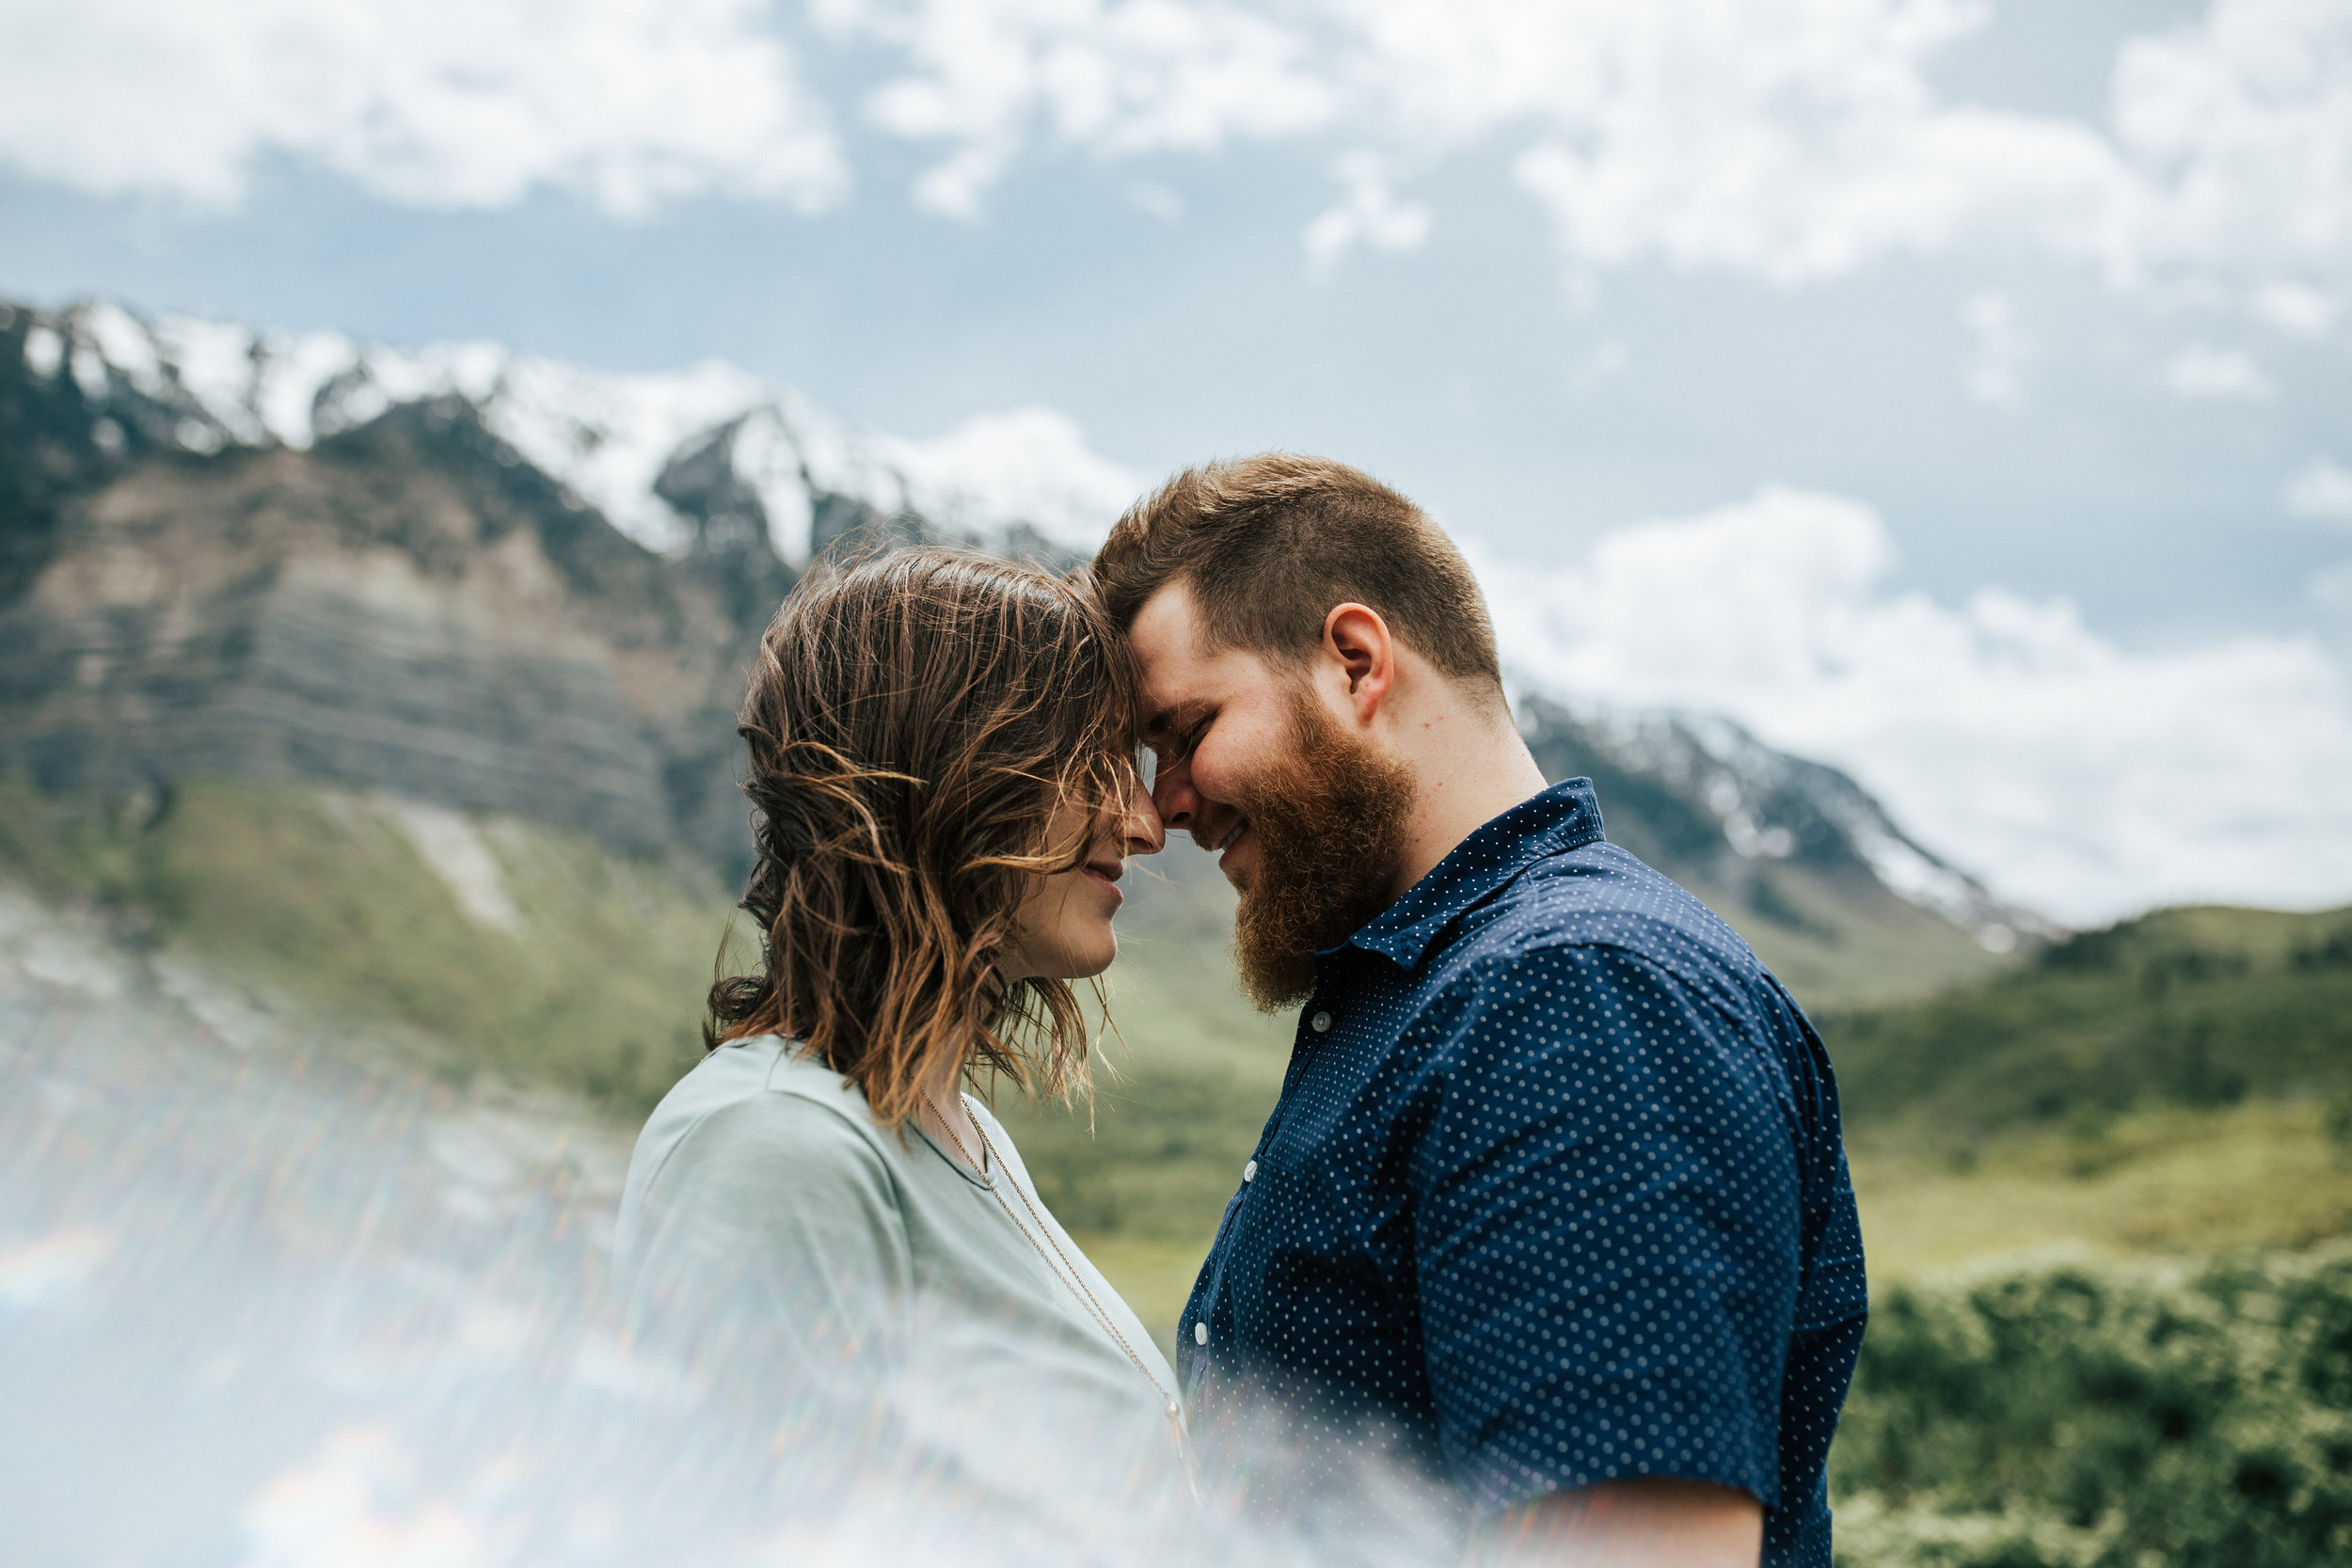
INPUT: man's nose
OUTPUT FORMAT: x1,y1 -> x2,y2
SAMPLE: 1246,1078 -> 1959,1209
1152,756 -> 1198,833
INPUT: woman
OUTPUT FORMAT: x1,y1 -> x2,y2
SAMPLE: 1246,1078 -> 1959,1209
612,547 -> 1186,1536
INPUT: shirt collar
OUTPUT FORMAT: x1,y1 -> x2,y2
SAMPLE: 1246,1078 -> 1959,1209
1341,777 -> 1607,973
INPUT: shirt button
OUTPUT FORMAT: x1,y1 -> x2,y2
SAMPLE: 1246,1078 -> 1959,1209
1195,1323 -> 1209,1346
1310,1010 -> 1332,1033
1243,1159 -> 1257,1182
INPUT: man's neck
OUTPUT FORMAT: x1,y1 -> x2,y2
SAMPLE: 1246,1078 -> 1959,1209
1389,707 -> 1552,898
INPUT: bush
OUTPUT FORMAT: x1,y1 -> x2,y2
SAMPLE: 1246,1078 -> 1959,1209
1831,1248 -> 2352,1567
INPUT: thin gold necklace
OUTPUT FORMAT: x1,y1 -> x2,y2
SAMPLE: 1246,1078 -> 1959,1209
929,1091 -> 1200,1501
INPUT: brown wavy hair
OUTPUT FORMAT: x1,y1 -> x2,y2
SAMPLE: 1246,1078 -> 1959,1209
705,546 -> 1141,1126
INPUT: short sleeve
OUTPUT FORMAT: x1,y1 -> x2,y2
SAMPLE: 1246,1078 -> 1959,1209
1408,944 -> 1803,1516
618,1091 -> 915,1393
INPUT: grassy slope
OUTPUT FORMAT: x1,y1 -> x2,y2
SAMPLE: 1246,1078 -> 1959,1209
14,776 -> 2346,1561
9,775 -> 2346,1354
1817,905 -> 2352,1339
0,773 -> 735,1114
1822,904 -> 2352,1146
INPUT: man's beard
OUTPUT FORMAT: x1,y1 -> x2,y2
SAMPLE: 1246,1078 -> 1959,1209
1227,695 -> 1416,1012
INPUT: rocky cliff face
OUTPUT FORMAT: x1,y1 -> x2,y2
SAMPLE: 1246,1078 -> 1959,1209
0,310 -> 789,863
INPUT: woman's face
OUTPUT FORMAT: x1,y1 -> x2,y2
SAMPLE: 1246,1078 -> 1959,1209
1003,775 -> 1165,980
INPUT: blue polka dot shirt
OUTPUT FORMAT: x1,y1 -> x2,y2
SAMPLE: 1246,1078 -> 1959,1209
1176,779 -> 1867,1565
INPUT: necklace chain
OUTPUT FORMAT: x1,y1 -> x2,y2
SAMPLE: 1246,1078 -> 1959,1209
930,1093 -> 1199,1497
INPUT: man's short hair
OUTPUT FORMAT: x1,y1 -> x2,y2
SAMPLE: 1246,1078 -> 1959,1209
1087,452 -> 1503,692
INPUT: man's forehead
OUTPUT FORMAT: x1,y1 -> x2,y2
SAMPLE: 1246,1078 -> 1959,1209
1127,578 -> 1206,659
1128,582 -> 1228,729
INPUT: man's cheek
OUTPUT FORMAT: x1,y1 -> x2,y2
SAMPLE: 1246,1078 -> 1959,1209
1219,832 -> 1263,893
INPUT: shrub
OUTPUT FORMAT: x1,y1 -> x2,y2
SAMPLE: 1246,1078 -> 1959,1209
1831,1248 -> 2352,1567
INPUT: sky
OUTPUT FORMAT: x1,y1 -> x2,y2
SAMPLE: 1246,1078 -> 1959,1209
2,0 -> 2349,924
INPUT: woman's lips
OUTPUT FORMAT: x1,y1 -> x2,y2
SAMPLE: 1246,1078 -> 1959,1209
1082,860 -> 1125,902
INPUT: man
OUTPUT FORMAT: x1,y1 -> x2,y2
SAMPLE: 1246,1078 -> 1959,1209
1087,455 -> 1867,1566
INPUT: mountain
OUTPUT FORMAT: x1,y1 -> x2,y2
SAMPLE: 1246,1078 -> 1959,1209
1518,697 -> 2053,1003
7,299 -> 1136,568
0,294 -> 2044,998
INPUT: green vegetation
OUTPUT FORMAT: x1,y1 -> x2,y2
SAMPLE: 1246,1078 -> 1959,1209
1851,1100 -> 2352,1280
1812,907 -> 2352,1564
8,776 -> 2352,1563
0,772 -> 733,1113
1831,1248 -> 2352,1567
1821,904 -> 2352,1148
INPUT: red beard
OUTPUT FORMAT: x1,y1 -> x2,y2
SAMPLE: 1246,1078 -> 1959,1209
1227,695 -> 1416,1011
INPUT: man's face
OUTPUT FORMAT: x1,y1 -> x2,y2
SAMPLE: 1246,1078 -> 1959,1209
1130,581 -> 1413,1009
1129,580 -> 1298,895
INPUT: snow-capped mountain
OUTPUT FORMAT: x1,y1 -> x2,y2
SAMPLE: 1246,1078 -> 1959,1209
1516,695 -> 2054,954
19,299 -> 1141,563
1,295 -> 2052,974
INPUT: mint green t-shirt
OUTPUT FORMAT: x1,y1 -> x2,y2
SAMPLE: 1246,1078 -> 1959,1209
613,1035 -> 1184,1517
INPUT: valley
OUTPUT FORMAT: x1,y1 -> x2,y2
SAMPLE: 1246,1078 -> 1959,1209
7,293 -> 2349,1567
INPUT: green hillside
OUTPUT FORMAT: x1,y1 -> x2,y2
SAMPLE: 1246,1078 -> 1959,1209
9,773 -> 2349,1325
0,772 -> 734,1112
1823,904 -> 2352,1146
1819,906 -> 2352,1289
9,772 -> 2351,1564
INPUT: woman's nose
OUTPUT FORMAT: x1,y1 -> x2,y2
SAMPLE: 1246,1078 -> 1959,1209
1122,775 -> 1166,857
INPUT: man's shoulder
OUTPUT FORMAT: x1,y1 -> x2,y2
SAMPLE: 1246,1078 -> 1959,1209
1430,837 -> 1767,996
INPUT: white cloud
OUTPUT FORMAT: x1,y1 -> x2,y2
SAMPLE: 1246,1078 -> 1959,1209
1128,181 -> 1184,221
882,406 -> 1147,550
1568,341 -> 1630,395
824,0 -> 1337,219
2106,0 -> 2352,306
7,0 -> 2348,320
2285,456 -> 2352,522
1961,292 -> 2033,409
832,0 -> 2352,318
2249,279 -> 2342,339
0,0 -> 844,214
1301,153 -> 1432,279
2162,342 -> 2276,400
1478,485 -> 2352,924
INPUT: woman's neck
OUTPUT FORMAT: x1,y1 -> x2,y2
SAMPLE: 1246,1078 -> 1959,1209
917,1078 -> 987,1176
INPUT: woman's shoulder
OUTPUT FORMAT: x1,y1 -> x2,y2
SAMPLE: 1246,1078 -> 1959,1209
627,1037 -> 890,1197
613,1037 -> 917,1312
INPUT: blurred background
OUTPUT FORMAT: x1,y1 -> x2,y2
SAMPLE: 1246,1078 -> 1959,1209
2,2 -> 2350,1564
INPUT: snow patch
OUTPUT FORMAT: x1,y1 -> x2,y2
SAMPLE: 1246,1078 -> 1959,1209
28,300 -> 1143,564
23,323 -> 64,379
369,795 -> 522,934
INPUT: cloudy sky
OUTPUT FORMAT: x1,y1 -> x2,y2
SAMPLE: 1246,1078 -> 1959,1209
3,0 -> 2349,924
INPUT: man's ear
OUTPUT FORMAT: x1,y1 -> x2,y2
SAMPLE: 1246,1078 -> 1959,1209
1323,603 -> 1395,721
